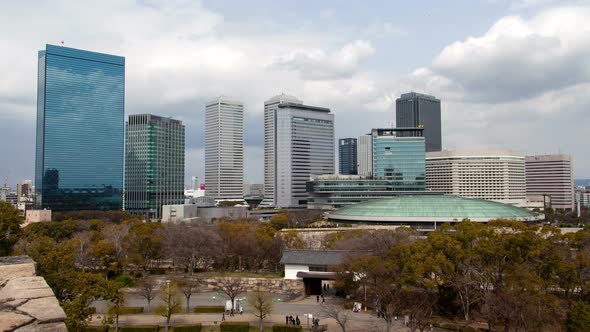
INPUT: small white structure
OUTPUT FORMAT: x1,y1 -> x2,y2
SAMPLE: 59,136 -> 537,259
161,205 -> 199,223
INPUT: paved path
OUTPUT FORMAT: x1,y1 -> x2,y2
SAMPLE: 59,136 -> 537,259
91,291 -> 412,331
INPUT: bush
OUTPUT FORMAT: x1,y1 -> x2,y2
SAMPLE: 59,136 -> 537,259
220,321 -> 250,332
84,326 -> 109,332
118,306 -> 144,314
566,302 -> 590,332
119,325 -> 159,332
193,305 -> 225,313
173,324 -> 202,332
272,324 -> 303,332
115,274 -> 134,287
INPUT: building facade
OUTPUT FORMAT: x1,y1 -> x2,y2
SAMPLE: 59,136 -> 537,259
125,114 -> 185,219
525,154 -> 574,210
357,134 -> 372,177
35,44 -> 124,211
575,189 -> 590,208
261,94 -> 335,208
426,150 -> 526,205
338,138 -> 357,175
396,92 -> 441,152
372,128 -> 426,191
205,97 -> 244,200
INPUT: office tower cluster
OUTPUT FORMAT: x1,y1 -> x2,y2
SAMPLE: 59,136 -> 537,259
31,44 -> 577,217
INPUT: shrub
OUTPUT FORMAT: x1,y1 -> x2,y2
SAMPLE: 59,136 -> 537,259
193,305 -> 225,313
173,324 -> 202,332
115,274 -> 134,287
119,306 -> 144,314
84,326 -> 109,332
220,321 -> 250,332
119,325 -> 159,332
272,324 -> 303,332
566,302 -> 590,332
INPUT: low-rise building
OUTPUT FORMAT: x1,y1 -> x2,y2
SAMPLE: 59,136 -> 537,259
280,249 -> 349,295
23,209 -> 52,227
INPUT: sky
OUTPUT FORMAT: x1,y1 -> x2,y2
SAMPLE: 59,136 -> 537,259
0,0 -> 589,188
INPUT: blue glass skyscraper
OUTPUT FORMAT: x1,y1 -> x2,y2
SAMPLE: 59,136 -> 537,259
35,44 -> 125,210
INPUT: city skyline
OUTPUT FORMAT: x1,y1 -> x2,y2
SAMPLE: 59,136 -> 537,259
1,1 -> 589,188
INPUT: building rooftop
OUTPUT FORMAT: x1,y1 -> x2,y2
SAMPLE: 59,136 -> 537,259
280,249 -> 350,266
328,195 -> 542,222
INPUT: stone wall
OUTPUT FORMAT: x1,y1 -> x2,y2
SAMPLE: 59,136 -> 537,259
0,256 -> 67,332
201,277 -> 304,296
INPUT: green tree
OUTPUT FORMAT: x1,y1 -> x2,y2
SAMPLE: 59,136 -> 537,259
0,201 -> 23,255
124,222 -> 164,272
566,302 -> 590,332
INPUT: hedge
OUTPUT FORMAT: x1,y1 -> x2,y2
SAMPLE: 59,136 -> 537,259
118,306 -> 144,314
84,326 -> 109,332
272,324 -> 303,332
173,324 -> 202,332
220,321 -> 250,332
193,305 -> 225,313
119,325 -> 159,332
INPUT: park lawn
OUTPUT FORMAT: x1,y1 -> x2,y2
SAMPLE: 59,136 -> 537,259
194,272 -> 282,279
97,327 -> 274,332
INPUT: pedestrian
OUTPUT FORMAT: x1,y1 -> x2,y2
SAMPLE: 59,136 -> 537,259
322,297 -> 325,304
296,315 -> 300,325
316,295 -> 319,303
222,312 -> 225,321
230,308 -> 234,317
285,315 -> 289,324
240,307 -> 243,315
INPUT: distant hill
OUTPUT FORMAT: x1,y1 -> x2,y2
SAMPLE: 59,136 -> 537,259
575,179 -> 590,187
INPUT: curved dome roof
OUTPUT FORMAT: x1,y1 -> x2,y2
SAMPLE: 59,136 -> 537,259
327,195 -> 541,223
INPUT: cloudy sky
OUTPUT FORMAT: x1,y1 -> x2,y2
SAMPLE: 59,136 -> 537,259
1,0 -> 589,188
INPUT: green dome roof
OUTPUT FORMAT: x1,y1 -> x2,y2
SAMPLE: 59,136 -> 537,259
327,195 -> 541,222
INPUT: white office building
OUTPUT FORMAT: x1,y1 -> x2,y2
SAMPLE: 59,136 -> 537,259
426,150 -> 527,205
205,97 -> 244,200
526,154 -> 574,210
357,134 -> 372,177
260,94 -> 335,208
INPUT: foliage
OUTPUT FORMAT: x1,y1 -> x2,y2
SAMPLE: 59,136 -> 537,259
119,326 -> 160,332
0,201 -> 23,255
216,277 -> 247,309
219,322 -> 250,332
566,302 -> 590,332
193,305 -> 225,313
84,326 -> 110,332
248,285 -> 274,332
155,281 -> 183,329
116,306 -> 144,314
172,324 -> 203,332
272,325 -> 303,332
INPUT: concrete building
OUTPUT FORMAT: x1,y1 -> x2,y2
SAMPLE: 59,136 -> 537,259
161,204 -> 199,223
338,138 -> 357,175
24,209 -> 52,227
125,114 -> 185,219
260,94 -> 335,208
575,189 -> 590,208
372,128 -> 426,191
396,92 -> 442,152
35,45 -> 124,211
357,134 -> 372,177
161,204 -> 247,223
280,249 -> 348,295
205,97 -> 244,200
525,154 -> 574,210
426,150 -> 527,206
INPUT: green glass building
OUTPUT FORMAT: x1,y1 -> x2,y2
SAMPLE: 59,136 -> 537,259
125,114 -> 185,219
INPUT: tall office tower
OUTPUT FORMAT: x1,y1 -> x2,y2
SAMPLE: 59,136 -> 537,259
396,92 -> 441,152
372,128 -> 426,191
35,44 -> 124,211
339,138 -> 358,175
191,176 -> 199,191
426,150 -> 526,205
17,180 -> 32,199
357,134 -> 373,177
205,97 -> 244,200
125,114 -> 185,219
260,94 -> 335,208
525,154 -> 574,210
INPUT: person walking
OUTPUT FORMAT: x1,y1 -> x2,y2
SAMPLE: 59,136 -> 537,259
296,315 -> 300,325
316,295 -> 319,303
222,312 -> 225,321
286,315 -> 289,324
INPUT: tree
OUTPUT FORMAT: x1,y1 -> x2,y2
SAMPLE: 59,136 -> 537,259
0,201 -> 23,255
320,301 -> 350,332
155,280 -> 182,332
139,280 -> 157,312
216,277 -> 247,310
566,302 -> 590,332
123,222 -> 164,272
104,283 -> 125,332
179,279 -> 200,312
248,285 -> 274,332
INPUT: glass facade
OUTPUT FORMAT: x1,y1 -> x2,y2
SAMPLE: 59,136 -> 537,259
372,128 -> 426,191
35,44 -> 125,211
125,114 -> 185,219
396,92 -> 442,152
339,138 -> 358,175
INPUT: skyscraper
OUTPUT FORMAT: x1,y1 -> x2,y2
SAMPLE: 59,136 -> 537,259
372,128 -> 426,191
356,134 -> 373,177
525,154 -> 574,210
35,44 -> 124,211
260,94 -> 335,208
396,92 -> 441,152
205,97 -> 244,200
339,138 -> 358,175
125,114 -> 185,219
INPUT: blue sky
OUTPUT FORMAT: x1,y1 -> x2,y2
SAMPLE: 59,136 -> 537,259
0,0 -> 588,188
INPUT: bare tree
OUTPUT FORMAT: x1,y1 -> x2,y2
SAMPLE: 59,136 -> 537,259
155,280 -> 182,332
320,301 -> 350,332
248,285 -> 274,332
216,277 -> 247,309
138,280 -> 157,312
179,279 -> 200,312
